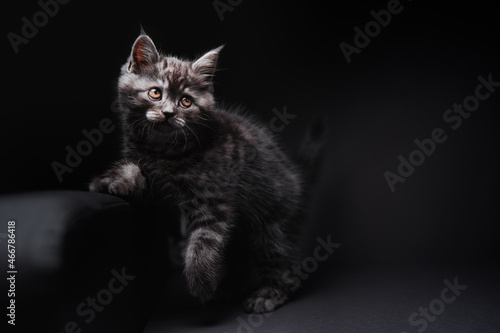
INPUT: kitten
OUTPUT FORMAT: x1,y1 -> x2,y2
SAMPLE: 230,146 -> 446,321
89,33 -> 324,313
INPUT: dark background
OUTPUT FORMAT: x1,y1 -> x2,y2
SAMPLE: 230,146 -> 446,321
2,0 -> 499,266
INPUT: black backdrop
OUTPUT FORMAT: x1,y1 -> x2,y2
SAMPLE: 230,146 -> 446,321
2,0 -> 499,264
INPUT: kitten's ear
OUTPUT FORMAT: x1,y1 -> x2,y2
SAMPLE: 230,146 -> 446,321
128,34 -> 159,72
192,45 -> 224,83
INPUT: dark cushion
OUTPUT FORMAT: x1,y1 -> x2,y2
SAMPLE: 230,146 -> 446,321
0,191 -> 171,333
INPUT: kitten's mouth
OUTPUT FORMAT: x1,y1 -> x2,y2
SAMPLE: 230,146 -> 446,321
152,116 -> 185,131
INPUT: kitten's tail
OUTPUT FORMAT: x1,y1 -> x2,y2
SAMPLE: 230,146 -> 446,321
296,115 -> 328,187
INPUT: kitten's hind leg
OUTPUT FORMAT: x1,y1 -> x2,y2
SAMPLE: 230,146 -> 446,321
244,284 -> 291,314
243,224 -> 300,313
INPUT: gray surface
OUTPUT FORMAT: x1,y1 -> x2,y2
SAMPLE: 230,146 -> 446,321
144,263 -> 500,333
0,190 -> 130,281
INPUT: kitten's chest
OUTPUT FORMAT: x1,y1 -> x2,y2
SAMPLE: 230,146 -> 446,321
145,156 -> 219,199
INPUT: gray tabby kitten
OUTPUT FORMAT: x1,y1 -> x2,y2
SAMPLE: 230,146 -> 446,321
89,33 -> 323,313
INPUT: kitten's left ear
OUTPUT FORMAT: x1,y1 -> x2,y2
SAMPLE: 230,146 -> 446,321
192,45 -> 224,83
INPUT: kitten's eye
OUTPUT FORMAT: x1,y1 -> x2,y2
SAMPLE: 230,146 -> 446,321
180,96 -> 192,108
148,88 -> 162,100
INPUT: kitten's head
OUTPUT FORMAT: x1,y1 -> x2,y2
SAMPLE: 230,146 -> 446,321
118,33 -> 223,144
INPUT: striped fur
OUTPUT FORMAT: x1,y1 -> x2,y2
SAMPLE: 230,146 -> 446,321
90,33 -> 318,313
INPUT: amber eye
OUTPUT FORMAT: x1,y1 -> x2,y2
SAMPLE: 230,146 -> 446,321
180,96 -> 192,108
148,88 -> 162,100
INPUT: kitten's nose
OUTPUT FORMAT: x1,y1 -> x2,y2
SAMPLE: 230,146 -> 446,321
162,111 -> 175,119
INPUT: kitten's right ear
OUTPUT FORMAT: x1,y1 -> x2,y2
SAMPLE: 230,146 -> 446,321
127,34 -> 159,72
192,45 -> 224,84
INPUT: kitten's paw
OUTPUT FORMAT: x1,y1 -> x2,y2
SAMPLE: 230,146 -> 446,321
89,176 -> 112,193
89,162 -> 146,197
243,286 -> 289,313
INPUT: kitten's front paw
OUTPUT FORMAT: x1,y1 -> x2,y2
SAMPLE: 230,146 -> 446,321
243,286 -> 289,313
89,162 -> 146,197
89,176 -> 111,193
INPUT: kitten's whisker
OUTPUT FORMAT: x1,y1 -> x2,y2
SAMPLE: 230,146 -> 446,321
198,113 -> 214,121
166,130 -> 179,153
126,118 -> 143,134
139,121 -> 147,138
191,120 -> 215,131
146,122 -> 154,139
181,128 -> 188,152
184,123 -> 201,148
128,118 -> 151,138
